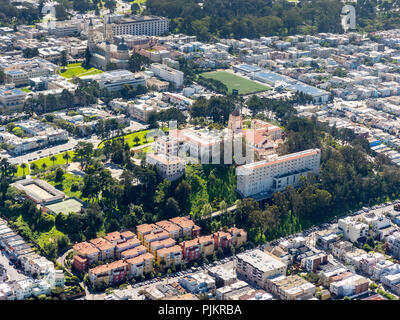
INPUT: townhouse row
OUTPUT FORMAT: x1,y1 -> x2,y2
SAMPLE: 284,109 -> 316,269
75,217 -> 247,286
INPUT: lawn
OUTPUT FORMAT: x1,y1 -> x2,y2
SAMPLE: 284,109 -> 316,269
201,71 -> 270,95
35,226 -> 66,248
98,130 -> 155,149
17,151 -> 75,176
46,172 -> 85,199
60,63 -> 103,79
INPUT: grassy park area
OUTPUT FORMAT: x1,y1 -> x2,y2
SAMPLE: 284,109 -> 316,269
17,151 -> 75,176
46,173 -> 84,199
98,129 -> 161,149
60,63 -> 103,79
201,71 -> 270,95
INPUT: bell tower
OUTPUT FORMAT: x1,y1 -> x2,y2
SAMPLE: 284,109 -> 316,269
228,106 -> 243,134
88,18 -> 94,51
104,15 -> 113,42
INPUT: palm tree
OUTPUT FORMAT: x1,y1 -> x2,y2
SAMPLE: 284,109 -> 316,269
0,158 -> 10,177
133,136 -> 141,146
50,156 -> 57,167
63,152 -> 71,164
30,163 -> 38,173
21,163 -> 27,175
41,163 -> 47,171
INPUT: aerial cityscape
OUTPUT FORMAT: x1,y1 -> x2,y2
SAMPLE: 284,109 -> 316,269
1,0 -> 400,306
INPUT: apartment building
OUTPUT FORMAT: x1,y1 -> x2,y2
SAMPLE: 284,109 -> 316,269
236,149 -> 321,198
180,239 -> 201,262
146,153 -> 186,181
103,231 -> 126,245
89,238 -> 115,261
150,63 -> 184,88
72,242 -> 100,272
213,231 -> 233,250
155,245 -> 183,267
198,235 -> 215,257
169,216 -> 201,239
88,260 -> 128,286
228,227 -> 247,248
0,120 -> 69,155
115,238 -> 141,259
236,249 -> 287,289
301,253 -> 328,273
120,245 -> 147,260
129,103 -> 157,122
337,217 -> 369,242
155,220 -> 181,240
266,275 -> 316,300
329,274 -> 369,298
120,231 -> 136,241
107,15 -> 169,37
138,218 -> 200,243
126,253 -> 154,278
179,272 -> 216,294
0,87 -> 26,112
143,230 -> 170,251
386,232 -> 400,259
136,223 -> 161,242
208,266 -> 237,288
149,238 -> 176,255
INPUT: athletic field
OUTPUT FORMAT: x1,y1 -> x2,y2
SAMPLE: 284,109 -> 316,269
201,71 -> 270,95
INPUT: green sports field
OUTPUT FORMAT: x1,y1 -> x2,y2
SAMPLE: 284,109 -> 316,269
201,71 -> 270,95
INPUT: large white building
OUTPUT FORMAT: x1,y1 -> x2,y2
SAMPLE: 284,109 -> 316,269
146,153 -> 186,181
150,63 -> 184,88
106,15 -> 169,37
87,70 -> 146,92
37,20 -> 81,37
337,217 -> 369,243
236,149 -> 321,198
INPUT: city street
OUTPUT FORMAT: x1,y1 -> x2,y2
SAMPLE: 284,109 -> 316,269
84,260 -> 236,300
7,135 -> 102,166
0,250 -> 27,282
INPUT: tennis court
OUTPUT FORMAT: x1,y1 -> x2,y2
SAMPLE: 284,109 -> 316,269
45,198 -> 84,215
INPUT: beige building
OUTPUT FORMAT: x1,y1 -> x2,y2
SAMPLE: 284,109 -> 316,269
146,153 -> 186,181
236,249 -> 287,288
147,77 -> 169,91
266,275 -> 316,300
